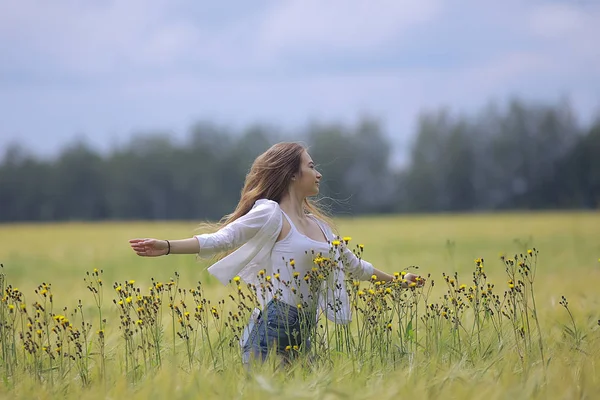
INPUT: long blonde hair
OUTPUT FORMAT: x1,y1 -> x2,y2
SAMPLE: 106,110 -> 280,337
197,142 -> 336,253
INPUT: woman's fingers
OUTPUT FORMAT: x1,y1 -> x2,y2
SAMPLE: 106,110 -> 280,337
129,238 -> 157,244
404,272 -> 426,287
129,238 -> 156,257
129,239 -> 157,248
405,273 -> 417,281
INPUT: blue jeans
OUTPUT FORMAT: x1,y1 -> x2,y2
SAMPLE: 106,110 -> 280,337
242,299 -> 315,365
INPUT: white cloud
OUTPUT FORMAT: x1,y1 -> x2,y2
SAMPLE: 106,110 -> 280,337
257,0 -> 442,58
0,0 -> 599,160
530,3 -> 590,39
529,2 -> 600,64
0,0 -> 213,76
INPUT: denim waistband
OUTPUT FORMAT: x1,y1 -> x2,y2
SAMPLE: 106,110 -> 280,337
263,299 -> 317,322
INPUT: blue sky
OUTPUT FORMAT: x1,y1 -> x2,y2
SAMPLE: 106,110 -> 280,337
1,0 -> 599,164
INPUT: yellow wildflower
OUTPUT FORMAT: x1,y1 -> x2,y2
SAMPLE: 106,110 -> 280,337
233,276 -> 241,283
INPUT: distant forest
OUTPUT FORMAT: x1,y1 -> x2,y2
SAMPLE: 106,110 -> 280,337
1,97 -> 599,222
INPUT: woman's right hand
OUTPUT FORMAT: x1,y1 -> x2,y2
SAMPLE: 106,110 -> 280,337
129,238 -> 169,257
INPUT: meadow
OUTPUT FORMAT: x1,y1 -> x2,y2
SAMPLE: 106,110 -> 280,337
1,211 -> 599,399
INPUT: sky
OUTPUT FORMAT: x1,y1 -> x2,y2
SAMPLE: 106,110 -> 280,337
1,0 -> 599,164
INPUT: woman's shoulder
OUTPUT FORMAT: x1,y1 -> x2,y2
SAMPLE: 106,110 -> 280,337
254,198 -> 279,207
252,198 -> 281,213
247,199 -> 282,220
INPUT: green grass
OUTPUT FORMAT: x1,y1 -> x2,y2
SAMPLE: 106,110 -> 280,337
1,211 -> 599,399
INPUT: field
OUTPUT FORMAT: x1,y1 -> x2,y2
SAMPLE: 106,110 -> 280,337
1,212 -> 599,399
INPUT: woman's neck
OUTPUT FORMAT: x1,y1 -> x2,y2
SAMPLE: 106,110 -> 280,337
279,191 -> 306,219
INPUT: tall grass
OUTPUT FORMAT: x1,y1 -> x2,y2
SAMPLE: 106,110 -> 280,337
0,212 -> 599,399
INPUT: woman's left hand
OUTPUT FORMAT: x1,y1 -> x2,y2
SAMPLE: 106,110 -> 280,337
404,272 -> 426,287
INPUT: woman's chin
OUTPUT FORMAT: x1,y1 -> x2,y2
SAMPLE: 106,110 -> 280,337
301,186 -> 320,198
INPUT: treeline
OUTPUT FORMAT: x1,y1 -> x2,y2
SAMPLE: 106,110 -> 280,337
0,97 -> 598,222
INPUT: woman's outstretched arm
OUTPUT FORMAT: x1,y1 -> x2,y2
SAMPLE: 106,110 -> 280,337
129,238 -> 199,257
371,267 -> 424,287
129,199 -> 279,258
341,245 -> 425,287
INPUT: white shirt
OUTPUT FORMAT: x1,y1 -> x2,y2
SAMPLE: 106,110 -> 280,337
270,210 -> 331,309
194,199 -> 374,324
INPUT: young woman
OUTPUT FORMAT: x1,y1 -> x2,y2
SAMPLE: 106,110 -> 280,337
129,142 -> 424,365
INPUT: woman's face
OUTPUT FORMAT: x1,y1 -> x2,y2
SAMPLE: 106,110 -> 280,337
293,150 -> 322,197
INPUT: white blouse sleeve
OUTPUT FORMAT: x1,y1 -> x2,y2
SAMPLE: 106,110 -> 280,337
194,199 -> 278,257
340,246 -> 374,281
316,218 -> 374,281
